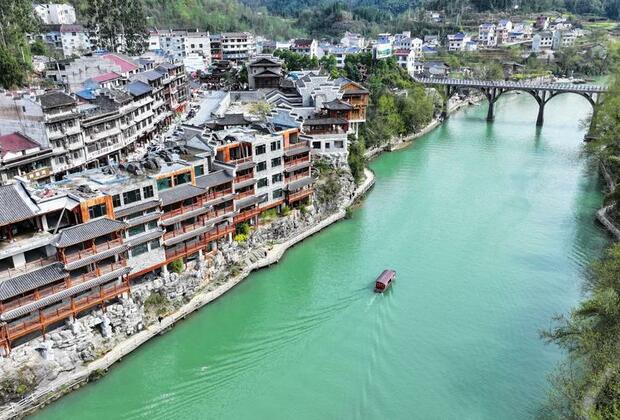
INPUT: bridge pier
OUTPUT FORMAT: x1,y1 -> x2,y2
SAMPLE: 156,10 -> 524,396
536,91 -> 547,127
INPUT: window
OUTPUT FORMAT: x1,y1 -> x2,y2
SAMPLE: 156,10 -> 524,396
128,225 -> 146,237
270,140 -> 281,151
157,177 -> 172,191
271,157 -> 281,167
174,172 -> 191,185
312,141 -> 321,149
143,185 -> 154,199
273,188 -> 283,199
149,240 -> 161,250
132,243 -> 148,257
255,144 -> 266,155
257,161 -> 267,172
112,194 -> 121,208
272,173 -> 282,184
147,221 -> 158,230
257,178 -> 268,188
335,141 -> 344,149
325,142 -> 331,149
123,189 -> 141,205
194,164 -> 205,177
88,203 -> 107,219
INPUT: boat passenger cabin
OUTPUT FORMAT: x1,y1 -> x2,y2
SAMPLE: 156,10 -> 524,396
375,269 -> 396,293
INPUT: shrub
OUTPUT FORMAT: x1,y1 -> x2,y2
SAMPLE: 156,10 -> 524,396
234,233 -> 249,242
345,207 -> 353,219
260,208 -> 277,222
236,222 -> 252,235
300,205 -> 308,215
168,258 -> 184,274
281,205 -> 291,216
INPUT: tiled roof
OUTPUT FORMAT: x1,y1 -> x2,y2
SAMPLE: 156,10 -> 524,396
214,113 -> 251,126
0,263 -> 67,301
64,244 -> 129,271
195,170 -> 233,189
114,199 -> 161,218
92,72 -> 121,83
286,176 -> 314,192
125,80 -> 152,97
126,229 -> 164,247
54,218 -> 127,247
236,193 -> 266,210
159,184 -> 205,206
0,133 -> 42,157
38,91 -> 75,110
304,117 -> 349,126
0,183 -> 39,226
0,266 -> 131,321
323,99 -> 353,111
134,70 -> 164,82
102,53 -> 139,73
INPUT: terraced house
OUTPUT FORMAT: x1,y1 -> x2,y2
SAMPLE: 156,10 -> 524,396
0,123 -> 314,354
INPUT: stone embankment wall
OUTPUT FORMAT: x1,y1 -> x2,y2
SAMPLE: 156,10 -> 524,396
0,167 -> 373,419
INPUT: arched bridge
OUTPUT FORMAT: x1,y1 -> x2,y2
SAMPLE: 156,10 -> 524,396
414,77 -> 607,130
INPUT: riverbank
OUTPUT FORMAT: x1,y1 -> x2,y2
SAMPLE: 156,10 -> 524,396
0,169 -> 375,420
364,95 -> 484,161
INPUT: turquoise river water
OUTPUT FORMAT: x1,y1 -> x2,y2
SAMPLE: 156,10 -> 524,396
34,92 -> 610,419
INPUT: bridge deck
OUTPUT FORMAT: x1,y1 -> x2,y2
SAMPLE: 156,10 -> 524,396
414,77 -> 607,93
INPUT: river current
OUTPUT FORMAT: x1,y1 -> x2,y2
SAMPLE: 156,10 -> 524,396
35,92 -> 609,419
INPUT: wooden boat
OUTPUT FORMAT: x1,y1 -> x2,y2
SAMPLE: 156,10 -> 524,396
374,269 -> 396,293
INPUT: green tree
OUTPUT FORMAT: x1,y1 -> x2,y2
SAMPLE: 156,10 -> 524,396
0,0 -> 38,88
84,0 -> 147,54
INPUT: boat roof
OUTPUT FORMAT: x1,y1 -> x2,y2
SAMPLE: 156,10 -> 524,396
376,269 -> 396,285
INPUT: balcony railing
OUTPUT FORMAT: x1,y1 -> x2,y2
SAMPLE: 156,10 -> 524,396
0,256 -> 57,280
6,282 -> 130,341
63,238 -> 123,263
285,171 -> 311,183
284,156 -> 310,169
164,225 -> 235,260
164,206 -> 234,240
229,156 -> 253,167
234,207 -> 262,224
236,189 -> 255,200
234,172 -> 254,184
288,188 -> 314,203
284,141 -> 309,152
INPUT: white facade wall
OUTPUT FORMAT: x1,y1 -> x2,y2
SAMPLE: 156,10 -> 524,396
34,4 -> 76,25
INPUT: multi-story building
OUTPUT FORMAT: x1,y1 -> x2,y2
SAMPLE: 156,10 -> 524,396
0,133 -> 54,184
535,15 -> 550,30
478,23 -> 497,47
33,3 -> 77,25
532,31 -> 554,52
291,39 -> 319,59
327,46 -> 361,68
496,19 -> 513,44
33,24 -> 91,58
340,32 -> 365,49
394,32 -> 423,53
151,29 -> 212,65
447,32 -> 472,51
247,56 -> 283,90
394,49 -> 417,75
220,32 -> 256,62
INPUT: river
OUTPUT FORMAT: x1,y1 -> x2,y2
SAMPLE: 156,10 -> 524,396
34,92 -> 609,419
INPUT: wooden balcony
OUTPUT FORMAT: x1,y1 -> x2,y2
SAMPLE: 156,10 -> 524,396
161,189 -> 234,221
284,141 -> 309,152
288,188 -> 314,203
163,206 -> 234,240
164,225 -> 235,260
229,156 -> 254,167
284,156 -> 310,169
63,238 -> 124,263
234,207 -> 262,224
285,171 -> 311,184
0,256 -> 57,281
234,172 -> 254,184
236,189 -> 255,200
5,281 -> 130,344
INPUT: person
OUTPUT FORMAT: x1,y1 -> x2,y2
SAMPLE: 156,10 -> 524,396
158,315 -> 163,324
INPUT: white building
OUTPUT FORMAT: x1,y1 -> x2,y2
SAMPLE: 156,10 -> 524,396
33,3 -> 76,25
327,46 -> 361,68
447,33 -> 471,51
59,24 -> 91,57
496,19 -> 513,44
220,32 -> 256,62
340,32 -> 365,49
532,31 -> 554,52
478,23 -> 497,47
394,49 -> 416,75
291,39 -> 319,59
394,32 -> 423,53
153,29 -> 211,64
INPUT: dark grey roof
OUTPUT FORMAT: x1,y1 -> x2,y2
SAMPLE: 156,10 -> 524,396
54,218 -> 127,247
125,80 -> 152,97
0,266 -> 131,321
126,229 -> 164,247
161,206 -> 209,226
159,184 -> 206,206
0,183 -> 39,226
114,199 -> 161,218
195,170 -> 233,189
323,99 -> 353,111
304,117 -> 349,125
136,70 -> 164,82
284,145 -> 311,157
64,244 -> 129,271
0,263 -> 67,301
284,161 -> 311,173
234,178 -> 257,189
38,91 -> 76,110
163,224 -> 214,247
214,114 -> 251,126
126,211 -> 162,228
236,193 -> 266,209
286,176 -> 314,192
